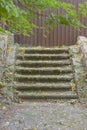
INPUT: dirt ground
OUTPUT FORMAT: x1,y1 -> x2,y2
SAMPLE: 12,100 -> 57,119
0,101 -> 87,130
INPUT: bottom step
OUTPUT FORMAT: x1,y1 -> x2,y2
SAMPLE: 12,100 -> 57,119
18,91 -> 78,100
85,79 -> 87,83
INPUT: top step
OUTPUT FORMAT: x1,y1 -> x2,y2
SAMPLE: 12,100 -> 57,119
18,47 -> 69,54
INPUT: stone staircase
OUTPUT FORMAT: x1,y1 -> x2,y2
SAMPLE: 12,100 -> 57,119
14,47 -> 78,100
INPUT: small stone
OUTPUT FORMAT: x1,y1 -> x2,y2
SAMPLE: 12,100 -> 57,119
5,122 -> 10,126
0,82 -> 3,88
23,128 -> 29,130
33,128 -> 36,130
2,106 -> 7,110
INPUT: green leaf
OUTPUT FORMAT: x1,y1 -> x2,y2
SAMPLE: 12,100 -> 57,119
0,27 -> 6,33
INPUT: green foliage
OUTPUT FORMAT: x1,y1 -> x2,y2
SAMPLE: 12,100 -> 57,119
0,0 -> 87,35
0,0 -> 36,35
79,2 -> 87,17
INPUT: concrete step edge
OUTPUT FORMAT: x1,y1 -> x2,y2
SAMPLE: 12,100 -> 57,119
15,67 -> 73,75
16,54 -> 70,57
16,60 -> 72,67
18,47 -> 69,51
16,60 -> 71,64
15,83 -> 71,90
15,74 -> 74,82
18,91 -> 78,99
15,74 -> 73,78
15,67 -> 72,71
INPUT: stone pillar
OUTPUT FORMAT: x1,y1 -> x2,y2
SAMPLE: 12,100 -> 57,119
77,36 -> 87,69
0,32 -> 14,81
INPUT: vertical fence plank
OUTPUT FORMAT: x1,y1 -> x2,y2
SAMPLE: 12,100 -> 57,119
14,0 -> 87,47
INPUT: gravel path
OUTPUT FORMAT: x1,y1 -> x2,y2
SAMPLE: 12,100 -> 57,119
0,101 -> 87,130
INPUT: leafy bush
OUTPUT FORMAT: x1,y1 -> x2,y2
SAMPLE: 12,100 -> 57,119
0,0 -> 87,35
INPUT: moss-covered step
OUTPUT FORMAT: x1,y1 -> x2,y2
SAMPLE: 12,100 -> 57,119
15,67 -> 73,75
14,47 -> 77,101
16,60 -> 72,67
18,91 -> 78,100
16,54 -> 70,61
15,83 -> 72,91
18,47 -> 69,54
85,79 -> 87,83
15,74 -> 74,83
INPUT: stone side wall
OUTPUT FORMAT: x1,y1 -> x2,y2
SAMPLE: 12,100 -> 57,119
0,32 -> 14,81
77,36 -> 87,69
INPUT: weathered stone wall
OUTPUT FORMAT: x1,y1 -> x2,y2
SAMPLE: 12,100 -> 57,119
77,36 -> 87,69
0,32 -> 14,81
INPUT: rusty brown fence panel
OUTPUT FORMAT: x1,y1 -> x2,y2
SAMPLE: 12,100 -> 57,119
14,0 -> 87,47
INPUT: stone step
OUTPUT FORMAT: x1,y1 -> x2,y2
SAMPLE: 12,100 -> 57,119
85,79 -> 87,83
15,67 -> 73,75
15,83 -> 72,91
18,47 -> 69,54
14,47 -> 77,101
15,74 -> 74,83
16,60 -> 71,67
16,54 -> 70,61
18,91 -> 78,100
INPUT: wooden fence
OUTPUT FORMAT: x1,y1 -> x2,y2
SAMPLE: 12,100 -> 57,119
14,0 -> 87,47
